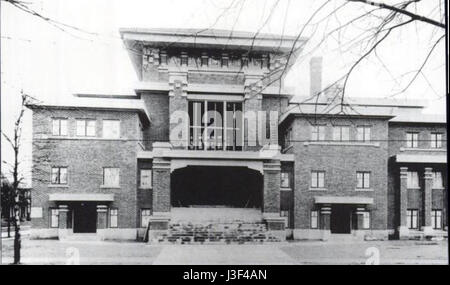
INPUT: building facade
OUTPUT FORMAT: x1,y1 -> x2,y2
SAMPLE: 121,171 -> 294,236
27,29 -> 447,241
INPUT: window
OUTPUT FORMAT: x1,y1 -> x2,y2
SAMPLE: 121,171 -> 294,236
362,212 -> 370,229
356,172 -> 371,189
76,119 -> 96,137
432,172 -> 443,189
311,211 -> 318,229
140,169 -> 152,189
430,133 -> 442,148
407,209 -> 419,229
141,209 -> 152,228
407,171 -> 419,188
109,209 -> 118,228
51,167 -> 67,184
406,132 -> 419,148
201,53 -> 208,66
284,128 -> 293,148
431,210 -> 442,229
356,126 -> 371,142
221,54 -> 229,67
102,120 -> 120,139
280,210 -> 289,228
52,118 -> 68,136
180,52 -> 188,66
280,172 -> 290,188
332,126 -> 349,141
311,125 -> 325,141
50,209 -> 59,228
103,168 -> 120,187
311,171 -> 325,188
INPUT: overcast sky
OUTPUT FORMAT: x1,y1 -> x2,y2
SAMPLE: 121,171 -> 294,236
1,0 -> 446,184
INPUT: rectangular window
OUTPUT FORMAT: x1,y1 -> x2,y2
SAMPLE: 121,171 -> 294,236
221,54 -> 229,67
431,210 -> 442,229
407,209 -> 419,229
406,132 -> 419,148
432,172 -> 443,189
102,120 -> 120,139
50,208 -> 59,228
140,169 -> 152,189
430,133 -> 442,148
356,172 -> 371,189
362,212 -> 370,229
103,168 -> 120,187
76,119 -> 96,137
356,126 -> 371,142
201,53 -> 208,66
311,210 -> 318,229
280,172 -> 290,188
332,126 -> 350,141
407,171 -> 419,188
109,209 -> 118,228
311,125 -> 325,141
141,209 -> 152,228
52,118 -> 68,136
51,167 -> 67,184
180,52 -> 188,66
311,171 -> 325,188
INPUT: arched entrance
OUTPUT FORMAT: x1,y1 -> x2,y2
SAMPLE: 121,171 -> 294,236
171,166 -> 263,208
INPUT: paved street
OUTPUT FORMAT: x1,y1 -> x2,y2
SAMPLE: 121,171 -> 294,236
1,238 -> 447,265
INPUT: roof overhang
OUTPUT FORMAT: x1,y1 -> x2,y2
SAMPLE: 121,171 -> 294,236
49,193 -> 114,202
395,154 -> 447,164
315,196 -> 374,205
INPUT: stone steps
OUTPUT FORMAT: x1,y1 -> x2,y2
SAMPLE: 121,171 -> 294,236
153,222 -> 282,244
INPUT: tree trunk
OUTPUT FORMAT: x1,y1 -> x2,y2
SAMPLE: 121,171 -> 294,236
13,206 -> 21,264
7,215 -> 11,238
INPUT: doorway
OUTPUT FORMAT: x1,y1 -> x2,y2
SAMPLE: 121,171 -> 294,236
73,202 -> 97,233
330,205 -> 352,234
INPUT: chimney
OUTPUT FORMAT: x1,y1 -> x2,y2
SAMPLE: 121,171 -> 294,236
310,57 -> 322,97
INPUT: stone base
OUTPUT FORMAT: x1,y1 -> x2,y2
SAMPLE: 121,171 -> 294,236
293,229 -> 330,241
97,229 -> 138,241
421,226 -> 434,236
398,226 -> 410,240
29,228 -> 59,239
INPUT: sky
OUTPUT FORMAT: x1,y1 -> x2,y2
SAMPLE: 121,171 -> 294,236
1,0 -> 446,184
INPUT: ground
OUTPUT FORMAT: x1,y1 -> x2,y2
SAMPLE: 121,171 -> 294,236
1,238 -> 448,265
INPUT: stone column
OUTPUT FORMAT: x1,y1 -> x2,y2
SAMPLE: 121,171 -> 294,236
96,205 -> 108,229
244,74 -> 263,151
399,167 -> 409,239
58,204 -> 70,239
262,160 -> 285,240
422,167 -> 434,235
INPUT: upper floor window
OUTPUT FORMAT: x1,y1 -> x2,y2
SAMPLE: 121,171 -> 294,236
356,171 -> 371,189
140,169 -> 152,189
284,127 -> 293,148
102,120 -> 120,139
51,167 -> 67,184
406,132 -> 419,148
430,133 -> 442,148
311,125 -> 325,141
356,126 -> 371,142
432,171 -> 443,189
311,171 -> 325,188
52,118 -> 68,136
332,126 -> 349,141
407,171 -> 419,188
103,167 -> 120,187
280,172 -> 290,188
76,119 -> 96,137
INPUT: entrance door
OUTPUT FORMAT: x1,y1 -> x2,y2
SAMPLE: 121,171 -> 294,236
330,205 -> 351,234
73,203 -> 97,233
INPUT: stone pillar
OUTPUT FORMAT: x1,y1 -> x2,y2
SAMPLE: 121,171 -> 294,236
262,161 -> 285,240
96,205 -> 108,230
422,167 -> 434,235
58,205 -> 70,239
399,167 -> 409,239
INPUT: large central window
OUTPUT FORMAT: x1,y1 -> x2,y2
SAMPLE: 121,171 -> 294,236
188,100 -> 243,150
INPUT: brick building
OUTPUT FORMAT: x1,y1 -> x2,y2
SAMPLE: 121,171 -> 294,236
27,29 -> 447,242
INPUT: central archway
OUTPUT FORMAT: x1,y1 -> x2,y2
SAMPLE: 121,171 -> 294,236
171,166 -> 263,208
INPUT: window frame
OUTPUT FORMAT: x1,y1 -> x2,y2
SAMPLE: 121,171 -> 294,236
356,171 -> 371,189
311,171 -> 325,189
430,133 -> 442,148
332,125 -> 350,141
102,167 -> 120,188
140,169 -> 153,189
51,167 -> 68,185
310,210 -> 319,229
280,172 -> 290,188
407,209 -> 419,229
362,212 -> 371,229
431,209 -> 442,230
76,119 -> 96,137
109,208 -> 118,228
52,118 -> 68,136
356,126 -> 371,142
49,208 -> 59,228
311,125 -> 326,141
406,132 -> 419,148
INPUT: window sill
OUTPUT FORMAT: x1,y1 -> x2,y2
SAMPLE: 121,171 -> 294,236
100,185 -> 120,189
280,187 -> 292,191
138,187 -> 153,190
304,141 -> 380,147
355,188 -> 373,192
407,187 -> 421,190
432,187 -> 445,190
308,187 -> 327,191
48,184 -> 69,188
400,147 -> 446,152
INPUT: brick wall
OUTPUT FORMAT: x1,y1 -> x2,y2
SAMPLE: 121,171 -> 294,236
141,92 -> 170,150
